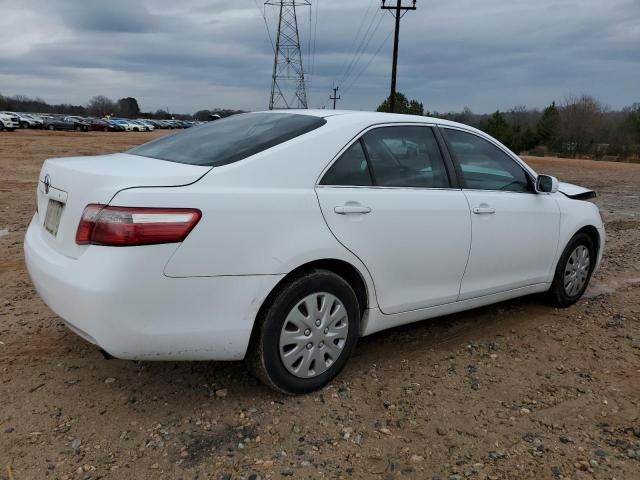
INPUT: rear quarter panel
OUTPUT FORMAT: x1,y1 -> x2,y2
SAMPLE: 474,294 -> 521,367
109,118 -> 378,304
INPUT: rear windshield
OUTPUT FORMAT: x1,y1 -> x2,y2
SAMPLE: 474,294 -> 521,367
128,113 -> 327,166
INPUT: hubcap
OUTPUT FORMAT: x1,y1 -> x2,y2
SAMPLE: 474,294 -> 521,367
279,292 -> 349,378
564,245 -> 590,296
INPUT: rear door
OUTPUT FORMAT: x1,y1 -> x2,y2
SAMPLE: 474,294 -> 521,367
315,125 -> 471,315
441,127 -> 560,299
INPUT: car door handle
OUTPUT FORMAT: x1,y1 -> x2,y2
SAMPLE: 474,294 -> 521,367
473,206 -> 496,214
334,205 -> 372,215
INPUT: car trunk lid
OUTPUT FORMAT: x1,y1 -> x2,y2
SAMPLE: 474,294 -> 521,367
35,153 -> 211,258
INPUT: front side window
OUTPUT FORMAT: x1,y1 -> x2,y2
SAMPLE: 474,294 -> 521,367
444,129 -> 532,193
361,126 -> 450,188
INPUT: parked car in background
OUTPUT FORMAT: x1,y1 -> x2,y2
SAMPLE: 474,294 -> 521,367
86,118 -> 115,132
104,120 -> 126,132
21,113 -> 45,129
0,112 -> 20,131
1,111 -> 43,129
109,119 -> 134,132
44,116 -> 89,132
129,120 -> 150,132
144,119 -> 164,129
24,111 -> 605,394
136,120 -> 156,131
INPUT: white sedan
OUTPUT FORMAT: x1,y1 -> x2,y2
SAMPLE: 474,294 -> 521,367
24,111 -> 605,393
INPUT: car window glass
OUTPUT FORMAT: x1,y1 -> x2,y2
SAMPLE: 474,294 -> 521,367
320,141 -> 372,186
361,126 -> 449,188
444,129 -> 531,193
129,113 -> 327,167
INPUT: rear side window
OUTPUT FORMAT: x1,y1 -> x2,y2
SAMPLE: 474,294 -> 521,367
320,141 -> 372,186
129,113 -> 327,166
361,126 -> 450,188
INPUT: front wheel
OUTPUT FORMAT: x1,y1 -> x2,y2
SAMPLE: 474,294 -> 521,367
247,270 -> 360,394
48,125 -> 55,131
547,232 -> 596,307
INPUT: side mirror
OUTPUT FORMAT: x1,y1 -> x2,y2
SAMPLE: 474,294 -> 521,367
536,174 -> 559,194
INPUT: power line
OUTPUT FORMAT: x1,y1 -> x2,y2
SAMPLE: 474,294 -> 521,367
254,0 -> 276,54
341,27 -> 393,95
311,0 -> 320,77
338,8 -> 384,88
336,1 -> 378,84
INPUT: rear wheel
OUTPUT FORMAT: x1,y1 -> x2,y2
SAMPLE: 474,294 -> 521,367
247,270 -> 360,394
547,232 -> 596,307
48,125 -> 55,131
21,122 -> 29,129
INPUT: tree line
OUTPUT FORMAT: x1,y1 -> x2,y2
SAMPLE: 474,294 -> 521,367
378,93 -> 640,161
0,92 -> 244,121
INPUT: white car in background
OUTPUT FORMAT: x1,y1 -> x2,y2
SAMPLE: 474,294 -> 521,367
128,120 -> 149,132
137,120 -> 156,131
0,112 -> 20,131
24,111 -> 605,394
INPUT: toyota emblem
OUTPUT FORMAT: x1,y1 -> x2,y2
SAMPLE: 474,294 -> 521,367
44,174 -> 51,194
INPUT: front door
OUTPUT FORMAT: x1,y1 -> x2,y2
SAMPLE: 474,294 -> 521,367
441,127 -> 560,300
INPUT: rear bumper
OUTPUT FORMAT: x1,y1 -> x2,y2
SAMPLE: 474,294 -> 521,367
24,215 -> 283,361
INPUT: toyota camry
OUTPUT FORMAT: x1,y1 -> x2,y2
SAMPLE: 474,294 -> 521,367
24,111 -> 605,394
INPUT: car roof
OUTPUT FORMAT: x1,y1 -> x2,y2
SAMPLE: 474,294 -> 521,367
261,109 -> 475,130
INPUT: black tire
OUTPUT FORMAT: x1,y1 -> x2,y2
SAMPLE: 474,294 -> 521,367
21,122 -> 29,129
0,123 -> 4,131
547,232 -> 596,307
103,127 -> 109,132
247,269 -> 360,394
48,125 -> 55,131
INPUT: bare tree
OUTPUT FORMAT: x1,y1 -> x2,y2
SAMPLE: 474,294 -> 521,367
87,96 -> 116,117
559,95 -> 607,157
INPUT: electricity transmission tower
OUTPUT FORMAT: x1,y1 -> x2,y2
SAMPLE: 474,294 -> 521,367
381,0 -> 417,113
267,1 -> 310,110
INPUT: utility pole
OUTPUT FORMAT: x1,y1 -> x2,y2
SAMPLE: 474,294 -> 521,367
266,1 -> 311,110
330,86 -> 341,110
381,0 -> 416,113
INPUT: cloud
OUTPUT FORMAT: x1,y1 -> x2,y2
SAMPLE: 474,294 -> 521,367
0,0 -> 638,113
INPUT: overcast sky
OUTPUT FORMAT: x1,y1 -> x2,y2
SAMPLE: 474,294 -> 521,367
1,0 -> 638,114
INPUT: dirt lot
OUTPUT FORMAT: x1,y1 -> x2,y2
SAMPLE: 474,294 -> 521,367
1,130 -> 639,480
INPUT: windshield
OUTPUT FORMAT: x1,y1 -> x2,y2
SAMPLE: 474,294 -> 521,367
128,112 -> 327,166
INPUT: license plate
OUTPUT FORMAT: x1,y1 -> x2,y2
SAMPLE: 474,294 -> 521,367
44,199 -> 64,237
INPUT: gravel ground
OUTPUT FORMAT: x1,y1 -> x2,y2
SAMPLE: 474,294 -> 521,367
0,130 -> 639,480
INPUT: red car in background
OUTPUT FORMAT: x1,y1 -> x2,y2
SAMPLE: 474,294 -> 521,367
87,118 -> 123,132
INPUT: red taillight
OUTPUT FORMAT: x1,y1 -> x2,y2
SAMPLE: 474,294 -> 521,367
76,204 -> 201,246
